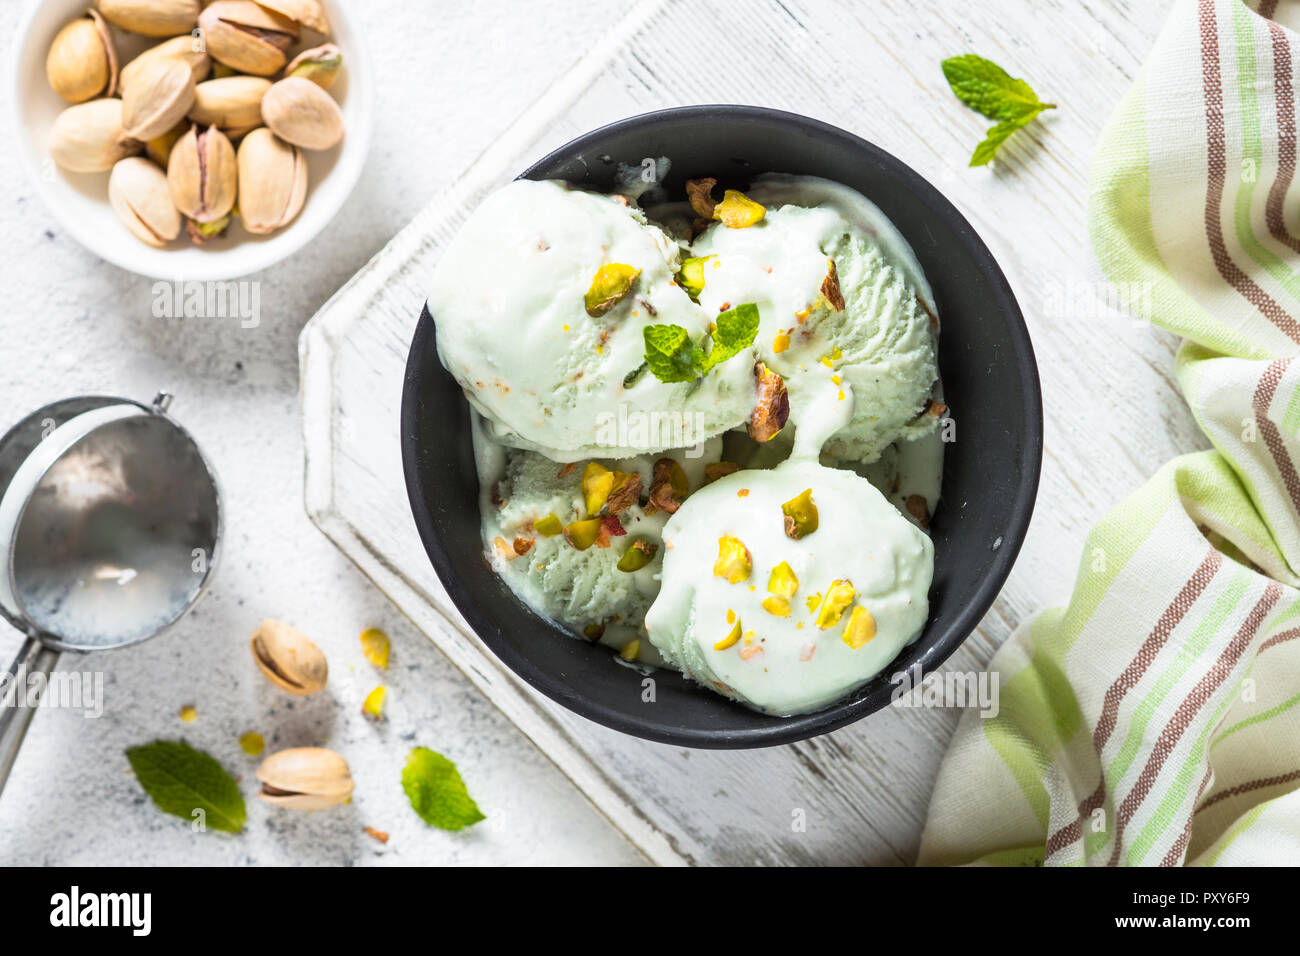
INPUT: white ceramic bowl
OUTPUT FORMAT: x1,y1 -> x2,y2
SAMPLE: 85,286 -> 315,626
9,0 -> 373,280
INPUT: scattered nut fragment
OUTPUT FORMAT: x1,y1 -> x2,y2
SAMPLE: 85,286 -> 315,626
260,75 -> 344,150
714,618 -> 742,651
616,537 -> 658,572
512,536 -> 534,556
583,622 -> 606,642
360,627 -> 391,668
250,618 -> 328,695
685,177 -> 718,218
581,462 -> 616,515
50,98 -> 142,172
648,458 -> 689,514
906,494 -> 930,529
108,157 -> 181,246
188,75 -> 272,133
781,488 -> 819,540
257,747 -> 354,809
361,685 -> 386,718
97,0 -> 201,38
532,514 -> 563,537
364,826 -> 390,845
167,124 -> 237,224
563,517 -> 603,551
713,535 -> 752,584
926,399 -> 948,419
283,42 -> 342,89
236,128 -> 307,234
842,605 -> 876,649
676,255 -> 712,301
821,259 -> 845,312
619,640 -> 640,662
749,362 -> 790,442
768,561 -> 799,598
144,120 -> 187,166
120,35 -> 210,93
121,56 -> 197,141
713,189 -> 766,228
239,732 -> 265,756
200,0 -> 300,76
179,705 -> 197,723
605,472 -> 642,516
761,596 -> 792,617
704,461 -> 740,484
583,263 -> 640,317
46,10 -> 118,103
772,329 -> 791,353
815,579 -> 856,630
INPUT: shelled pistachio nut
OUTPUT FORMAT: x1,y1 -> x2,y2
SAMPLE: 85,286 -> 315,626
108,157 -> 180,246
119,34 -> 210,93
121,56 -> 196,141
167,124 -> 236,223
96,0 -> 200,37
258,0 -> 331,35
46,10 -> 118,103
256,747 -> 354,810
188,75 -> 270,133
199,0 -> 299,76
260,76 -> 342,150
237,128 -> 306,234
249,618 -> 328,695
144,119 -> 187,166
49,98 -> 141,172
283,43 -> 342,90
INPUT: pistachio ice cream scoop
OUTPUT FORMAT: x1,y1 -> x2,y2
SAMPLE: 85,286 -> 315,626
690,175 -> 941,464
644,458 -> 933,715
428,179 -> 758,462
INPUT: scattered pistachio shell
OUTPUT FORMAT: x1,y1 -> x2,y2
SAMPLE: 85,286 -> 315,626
815,579 -> 856,630
616,538 -> 658,572
713,535 -> 752,584
188,75 -> 271,131
713,189 -> 766,228
46,11 -> 118,103
249,618 -> 328,695
676,255 -> 711,301
97,0 -> 201,38
359,627 -> 390,668
119,34 -> 209,92
842,605 -> 876,649
239,732 -> 265,756
781,488 -> 819,540
49,98 -> 142,172
533,514 -> 563,537
236,128 -> 307,234
121,55 -> 196,140
284,42 -> 342,89
714,618 -> 742,651
257,747 -> 353,810
584,263 -> 640,317
199,0 -> 299,76
168,124 -> 237,223
361,685 -> 386,718
257,0 -> 331,34
619,640 -> 640,662
108,157 -> 181,246
563,517 -> 602,551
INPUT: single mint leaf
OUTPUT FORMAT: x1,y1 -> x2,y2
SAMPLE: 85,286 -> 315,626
643,323 -> 704,383
701,302 -> 761,373
969,114 -> 1038,166
126,740 -> 246,834
402,747 -> 485,831
941,54 -> 1054,122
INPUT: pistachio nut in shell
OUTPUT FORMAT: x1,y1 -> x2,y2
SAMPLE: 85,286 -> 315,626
188,75 -> 270,132
96,0 -> 200,37
199,0 -> 299,77
49,98 -> 141,172
237,128 -> 307,234
257,747 -> 354,810
283,43 -> 342,90
119,35 -> 210,93
108,157 -> 180,246
46,10 -> 118,102
249,618 -> 327,695
257,0 -> 330,35
261,76 -> 343,151
121,56 -> 196,141
168,124 -> 236,223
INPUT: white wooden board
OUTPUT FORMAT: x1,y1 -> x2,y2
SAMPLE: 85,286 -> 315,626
300,0 -> 1196,864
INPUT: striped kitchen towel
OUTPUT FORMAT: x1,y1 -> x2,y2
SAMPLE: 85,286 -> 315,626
919,0 -> 1300,866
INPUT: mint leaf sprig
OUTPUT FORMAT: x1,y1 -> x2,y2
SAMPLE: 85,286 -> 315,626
126,740 -> 246,834
941,54 -> 1055,166
402,746 -> 485,831
642,302 -> 760,384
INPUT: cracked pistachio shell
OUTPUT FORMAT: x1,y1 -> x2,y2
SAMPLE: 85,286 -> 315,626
121,55 -> 196,141
46,10 -> 118,103
108,157 -> 180,246
167,124 -> 236,223
119,35 -> 209,93
257,0 -> 330,35
257,748 -> 354,810
49,98 -> 142,172
188,75 -> 270,132
96,0 -> 200,37
260,76 -> 343,150
199,0 -> 299,76
283,43 -> 342,90
236,128 -> 307,234
250,618 -> 328,695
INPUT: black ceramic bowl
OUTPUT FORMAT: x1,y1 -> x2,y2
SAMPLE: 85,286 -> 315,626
402,106 -> 1041,748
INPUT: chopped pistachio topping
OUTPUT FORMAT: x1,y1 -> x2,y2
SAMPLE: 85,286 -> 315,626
239,732 -> 265,756
619,639 -> 640,661
772,329 -> 790,353
583,622 -> 606,641
815,579 -> 856,630
563,517 -> 603,551
676,255 -> 713,301
360,627 -> 391,669
581,462 -> 617,515
806,592 -> 823,613
584,263 -> 640,317
533,513 -> 563,537
842,605 -> 877,649
362,685 -> 386,718
714,618 -> 742,651
713,535 -> 753,584
781,488 -> 819,540
762,596 -> 792,617
713,189 -> 766,228
616,537 -> 658,572
768,561 -> 799,598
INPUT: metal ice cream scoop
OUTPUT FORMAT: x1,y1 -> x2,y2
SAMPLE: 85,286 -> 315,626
0,393 -> 221,796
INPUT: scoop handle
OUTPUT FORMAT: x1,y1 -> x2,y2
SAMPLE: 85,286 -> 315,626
0,635 -> 60,799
